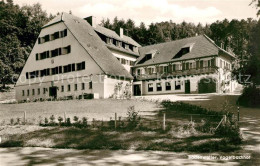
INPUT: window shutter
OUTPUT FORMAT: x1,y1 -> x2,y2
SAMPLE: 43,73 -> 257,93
64,29 -> 67,37
59,48 -> 62,55
82,61 -> 85,70
36,54 -> 38,60
168,64 -> 172,73
67,45 -> 71,53
211,58 -> 215,67
196,61 -> 199,69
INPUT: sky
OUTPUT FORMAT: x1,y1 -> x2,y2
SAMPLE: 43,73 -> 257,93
14,0 -> 258,26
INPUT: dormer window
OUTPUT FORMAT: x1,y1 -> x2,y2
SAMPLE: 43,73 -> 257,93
173,43 -> 195,59
137,50 -> 157,64
125,44 -> 129,50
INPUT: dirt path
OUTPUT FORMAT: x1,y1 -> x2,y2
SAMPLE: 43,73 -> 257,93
0,147 -> 245,166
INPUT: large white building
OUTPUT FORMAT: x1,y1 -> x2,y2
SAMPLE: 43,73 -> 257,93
15,13 -> 238,101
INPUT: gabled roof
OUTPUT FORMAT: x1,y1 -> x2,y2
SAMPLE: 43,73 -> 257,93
135,35 -> 235,67
44,13 -> 133,79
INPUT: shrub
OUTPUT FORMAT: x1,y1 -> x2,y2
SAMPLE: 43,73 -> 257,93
126,106 -> 140,130
238,86 -> 260,107
49,115 -> 55,125
58,116 -> 63,125
73,116 -> 79,122
44,117 -> 49,125
82,117 -> 88,127
66,118 -> 71,126
10,118 -> 14,125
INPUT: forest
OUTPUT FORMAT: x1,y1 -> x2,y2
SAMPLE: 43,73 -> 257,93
0,0 -> 259,92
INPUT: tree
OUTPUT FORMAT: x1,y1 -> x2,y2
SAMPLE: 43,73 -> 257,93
251,0 -> 260,16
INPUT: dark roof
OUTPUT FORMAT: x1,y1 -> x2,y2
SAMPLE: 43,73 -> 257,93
135,35 -> 235,67
44,13 -> 133,79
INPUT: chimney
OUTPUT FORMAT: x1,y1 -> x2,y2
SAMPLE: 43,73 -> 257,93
120,28 -> 124,38
84,16 -> 97,28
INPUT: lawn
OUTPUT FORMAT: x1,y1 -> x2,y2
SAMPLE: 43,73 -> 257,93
0,99 -> 159,125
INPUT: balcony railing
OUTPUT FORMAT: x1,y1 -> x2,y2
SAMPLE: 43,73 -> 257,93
135,67 -> 217,81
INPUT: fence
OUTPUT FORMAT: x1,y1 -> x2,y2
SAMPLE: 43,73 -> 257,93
0,111 -> 234,134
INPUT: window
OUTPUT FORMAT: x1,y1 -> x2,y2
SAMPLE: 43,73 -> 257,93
82,83 -> 85,90
138,54 -> 152,64
36,54 -> 39,61
68,85 -> 71,91
72,63 -> 75,71
121,58 -> 126,64
61,86 -> 64,92
156,83 -> 162,91
26,72 -> 29,79
74,84 -> 77,91
220,60 -> 223,68
137,69 -> 141,75
27,89 -> 30,96
163,66 -> 168,73
175,81 -> 181,90
200,60 -> 204,69
211,58 -> 215,67
43,88 -> 46,94
38,88 -> 40,95
82,61 -> 85,70
59,66 -> 62,74
89,81 -> 92,89
32,89 -> 35,95
172,64 -> 176,71
68,64 -> 72,72
130,61 -> 135,66
22,90 -> 25,96
166,82 -> 171,91
148,83 -> 153,92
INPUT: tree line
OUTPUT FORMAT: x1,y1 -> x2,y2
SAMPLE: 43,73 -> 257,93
0,0 -> 259,89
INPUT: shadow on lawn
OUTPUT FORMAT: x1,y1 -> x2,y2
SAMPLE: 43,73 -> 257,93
0,126 -> 240,153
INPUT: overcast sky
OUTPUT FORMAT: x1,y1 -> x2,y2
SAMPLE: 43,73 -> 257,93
14,0 -> 258,26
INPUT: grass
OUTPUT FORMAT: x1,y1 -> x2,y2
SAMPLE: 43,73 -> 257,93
0,99 -> 158,124
0,100 -> 242,153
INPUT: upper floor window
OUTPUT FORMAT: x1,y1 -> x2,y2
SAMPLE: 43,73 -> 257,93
38,29 -> 67,44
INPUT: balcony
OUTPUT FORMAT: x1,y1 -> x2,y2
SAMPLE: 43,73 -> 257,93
134,67 -> 217,81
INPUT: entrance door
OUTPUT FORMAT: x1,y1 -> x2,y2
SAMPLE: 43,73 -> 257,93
133,84 -> 141,96
185,80 -> 190,94
49,87 -> 58,98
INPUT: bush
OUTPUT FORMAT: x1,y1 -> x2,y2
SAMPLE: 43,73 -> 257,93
238,86 -> 260,107
126,106 -> 140,130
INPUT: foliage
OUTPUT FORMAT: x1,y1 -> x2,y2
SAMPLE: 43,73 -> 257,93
126,106 -> 140,129
0,1 -> 53,88
238,85 -> 260,107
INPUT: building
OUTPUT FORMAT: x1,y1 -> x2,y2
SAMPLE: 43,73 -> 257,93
132,35 -> 237,96
15,13 -> 135,101
15,13 -> 238,101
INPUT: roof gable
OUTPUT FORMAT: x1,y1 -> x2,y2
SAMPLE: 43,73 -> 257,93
48,13 -> 133,79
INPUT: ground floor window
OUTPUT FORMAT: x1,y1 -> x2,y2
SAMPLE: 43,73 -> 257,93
74,84 -> 77,91
61,86 -> 64,92
68,85 -> 71,91
43,88 -> 46,94
156,83 -> 162,91
22,90 -> 25,96
148,83 -> 153,92
175,81 -> 181,90
32,89 -> 35,95
38,88 -> 40,95
27,90 -> 30,96
166,82 -> 171,91
82,83 -> 85,90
